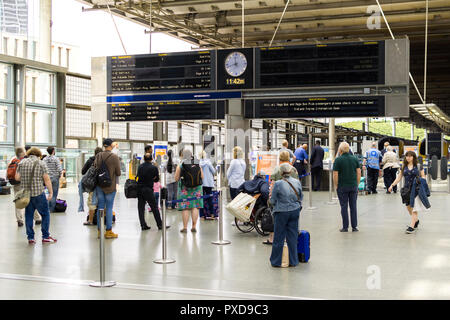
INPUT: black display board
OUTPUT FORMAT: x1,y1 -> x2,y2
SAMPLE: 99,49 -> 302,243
255,41 -> 385,88
216,48 -> 254,90
245,96 -> 385,119
107,51 -> 215,93
108,100 -> 225,121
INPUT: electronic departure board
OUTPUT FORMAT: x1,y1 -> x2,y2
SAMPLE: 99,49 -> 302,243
107,51 -> 215,94
245,96 -> 385,119
108,100 -> 224,122
255,41 -> 385,88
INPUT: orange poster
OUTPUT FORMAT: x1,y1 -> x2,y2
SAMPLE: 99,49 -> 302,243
256,152 -> 279,181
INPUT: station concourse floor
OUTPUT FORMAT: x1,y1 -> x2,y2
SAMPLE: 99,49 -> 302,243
0,181 -> 450,300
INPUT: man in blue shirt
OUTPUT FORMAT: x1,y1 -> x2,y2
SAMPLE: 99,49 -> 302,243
294,143 -> 308,180
363,142 -> 382,194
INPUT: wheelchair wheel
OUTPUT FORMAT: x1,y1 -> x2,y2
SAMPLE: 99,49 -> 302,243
254,206 -> 270,237
235,217 -> 254,233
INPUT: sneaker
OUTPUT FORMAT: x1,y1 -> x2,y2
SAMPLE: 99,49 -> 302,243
35,220 -> 42,225
18,221 -> 24,227
340,228 -> 348,232
414,220 -> 420,229
104,230 -> 118,239
28,239 -> 36,245
42,236 -> 57,243
352,227 -> 359,232
405,227 -> 415,234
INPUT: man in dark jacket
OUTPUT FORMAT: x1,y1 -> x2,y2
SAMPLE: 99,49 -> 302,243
136,153 -> 170,231
310,140 -> 325,191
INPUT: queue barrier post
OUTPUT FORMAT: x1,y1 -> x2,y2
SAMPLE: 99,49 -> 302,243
212,162 -> 231,246
327,161 -> 337,205
154,171 -> 176,264
90,209 -> 116,288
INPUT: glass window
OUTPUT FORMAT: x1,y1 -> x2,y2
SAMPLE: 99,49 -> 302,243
0,104 -> 12,142
0,63 -> 13,101
129,121 -> 153,141
25,68 -> 55,105
25,107 -> 56,144
66,75 -> 91,106
65,108 -> 91,137
168,121 -> 178,142
108,122 -> 127,140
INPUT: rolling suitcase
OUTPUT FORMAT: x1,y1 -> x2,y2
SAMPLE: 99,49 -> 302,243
297,230 -> 310,263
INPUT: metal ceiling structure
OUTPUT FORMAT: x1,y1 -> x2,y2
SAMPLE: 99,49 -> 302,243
78,0 -> 450,134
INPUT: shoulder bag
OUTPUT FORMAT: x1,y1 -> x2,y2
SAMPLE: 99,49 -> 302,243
14,160 -> 39,209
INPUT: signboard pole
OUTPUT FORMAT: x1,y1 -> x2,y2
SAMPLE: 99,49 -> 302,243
327,119 -> 337,205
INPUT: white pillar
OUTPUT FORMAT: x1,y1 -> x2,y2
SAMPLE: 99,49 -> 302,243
411,123 -> 414,140
392,119 -> 396,136
39,0 -> 52,64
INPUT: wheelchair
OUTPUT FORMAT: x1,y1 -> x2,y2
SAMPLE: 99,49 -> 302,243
234,192 -> 271,236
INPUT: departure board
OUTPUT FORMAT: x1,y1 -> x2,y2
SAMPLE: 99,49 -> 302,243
108,100 -> 225,121
107,51 -> 215,93
255,41 -> 385,88
245,96 -> 385,119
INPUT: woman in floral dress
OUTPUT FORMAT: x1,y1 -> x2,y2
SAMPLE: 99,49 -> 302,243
175,149 -> 204,233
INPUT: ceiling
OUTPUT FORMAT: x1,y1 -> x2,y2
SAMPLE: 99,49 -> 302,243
77,0 -> 450,133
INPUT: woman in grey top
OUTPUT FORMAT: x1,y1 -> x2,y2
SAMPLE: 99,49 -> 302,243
269,163 -> 303,268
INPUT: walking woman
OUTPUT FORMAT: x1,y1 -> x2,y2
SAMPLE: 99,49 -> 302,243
227,146 -> 246,200
381,145 -> 400,194
175,149 -> 204,233
389,151 -> 427,234
165,149 -> 178,210
269,163 -> 303,267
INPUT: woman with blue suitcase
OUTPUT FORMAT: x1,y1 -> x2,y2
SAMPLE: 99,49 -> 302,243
269,163 -> 303,268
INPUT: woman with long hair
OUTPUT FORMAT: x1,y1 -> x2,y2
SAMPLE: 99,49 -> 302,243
165,149 -> 178,210
389,151 -> 426,234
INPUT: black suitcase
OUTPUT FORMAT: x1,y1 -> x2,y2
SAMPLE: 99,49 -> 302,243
0,186 -> 11,195
124,179 -> 138,199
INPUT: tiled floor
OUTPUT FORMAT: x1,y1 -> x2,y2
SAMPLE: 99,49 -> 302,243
0,180 -> 449,300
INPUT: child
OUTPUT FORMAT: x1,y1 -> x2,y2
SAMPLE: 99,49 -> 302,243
148,181 -> 161,212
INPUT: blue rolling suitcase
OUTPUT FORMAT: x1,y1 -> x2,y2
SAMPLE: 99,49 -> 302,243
297,230 -> 310,263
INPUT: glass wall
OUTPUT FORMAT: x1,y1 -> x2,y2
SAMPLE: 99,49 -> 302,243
25,68 -> 56,145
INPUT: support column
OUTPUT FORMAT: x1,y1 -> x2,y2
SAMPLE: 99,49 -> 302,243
392,119 -> 396,136
39,0 -> 52,64
225,99 -> 251,180
153,122 -> 165,141
56,72 -> 66,148
411,123 -> 414,140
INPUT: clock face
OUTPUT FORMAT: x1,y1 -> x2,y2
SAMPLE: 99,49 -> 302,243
225,51 -> 248,77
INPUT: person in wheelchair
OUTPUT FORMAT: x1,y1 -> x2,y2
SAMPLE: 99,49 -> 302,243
237,171 -> 270,211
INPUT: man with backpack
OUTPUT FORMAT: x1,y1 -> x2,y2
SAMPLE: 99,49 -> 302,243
94,138 -> 121,239
43,147 -> 63,212
8,147 -> 42,227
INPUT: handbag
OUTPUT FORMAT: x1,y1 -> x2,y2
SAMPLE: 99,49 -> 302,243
225,192 -> 257,222
124,178 -> 138,199
14,160 -> 39,209
283,178 -> 302,203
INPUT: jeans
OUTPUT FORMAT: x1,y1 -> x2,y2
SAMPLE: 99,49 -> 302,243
78,182 -> 98,212
95,186 -> 116,230
200,186 -> 214,218
367,167 -> 379,193
311,166 -> 323,191
25,193 -> 51,240
48,177 -> 60,212
230,187 -> 239,200
383,167 -> 398,192
166,182 -> 178,209
14,185 -> 41,223
138,187 -> 162,228
270,208 -> 300,267
337,186 -> 358,229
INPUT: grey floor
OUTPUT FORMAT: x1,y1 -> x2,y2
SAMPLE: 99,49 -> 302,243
0,179 -> 449,300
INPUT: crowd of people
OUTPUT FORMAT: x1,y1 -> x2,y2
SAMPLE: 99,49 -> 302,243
10,136 -> 431,268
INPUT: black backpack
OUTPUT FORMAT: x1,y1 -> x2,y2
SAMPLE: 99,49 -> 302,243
81,165 -> 98,192
180,161 -> 202,188
96,153 -> 113,188
124,178 -> 138,199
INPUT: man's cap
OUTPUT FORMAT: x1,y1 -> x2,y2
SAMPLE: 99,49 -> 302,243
103,138 -> 114,147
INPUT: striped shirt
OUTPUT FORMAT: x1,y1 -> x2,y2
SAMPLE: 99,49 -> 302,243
43,155 -> 62,180
17,156 -> 49,197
